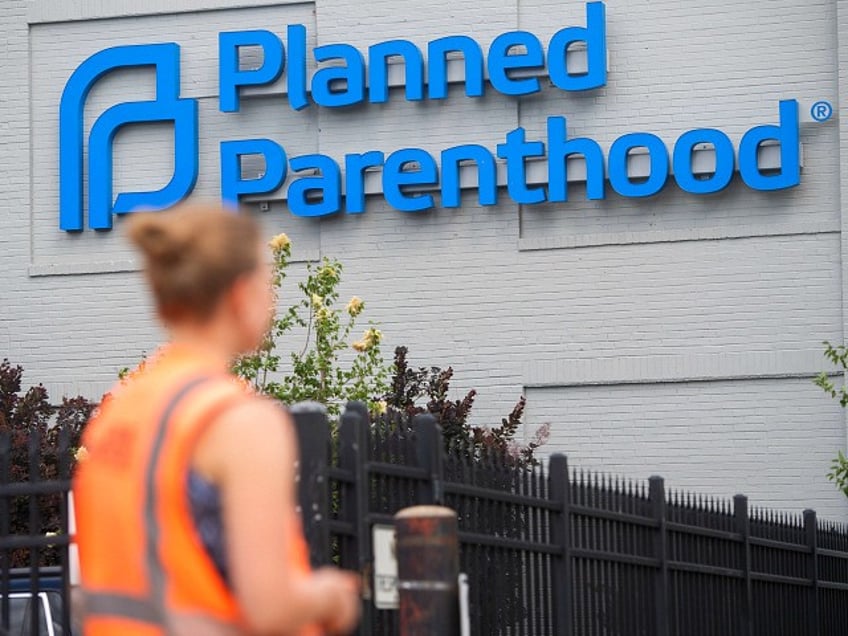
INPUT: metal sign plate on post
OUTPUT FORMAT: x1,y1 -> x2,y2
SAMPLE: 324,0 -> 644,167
372,524 -> 398,609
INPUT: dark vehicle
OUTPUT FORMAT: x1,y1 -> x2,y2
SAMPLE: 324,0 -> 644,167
1,568 -> 69,636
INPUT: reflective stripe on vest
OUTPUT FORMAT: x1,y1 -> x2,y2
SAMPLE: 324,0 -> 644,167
144,376 -> 214,633
83,591 -> 245,636
84,591 -> 162,624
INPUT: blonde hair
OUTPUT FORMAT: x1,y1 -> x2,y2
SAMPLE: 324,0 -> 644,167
127,203 -> 261,322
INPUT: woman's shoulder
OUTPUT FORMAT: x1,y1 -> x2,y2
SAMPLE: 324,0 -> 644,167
194,394 -> 298,481
210,393 -> 294,436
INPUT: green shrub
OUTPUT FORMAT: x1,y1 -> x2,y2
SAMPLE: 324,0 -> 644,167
234,234 -> 389,417
815,341 -> 848,497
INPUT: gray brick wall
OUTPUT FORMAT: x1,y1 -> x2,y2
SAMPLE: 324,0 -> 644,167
525,377 -> 846,515
2,0 -> 847,519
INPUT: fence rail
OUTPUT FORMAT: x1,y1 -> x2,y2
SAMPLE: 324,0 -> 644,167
1,407 -> 848,635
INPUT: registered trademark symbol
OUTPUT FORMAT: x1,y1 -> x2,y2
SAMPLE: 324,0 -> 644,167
811,100 -> 833,122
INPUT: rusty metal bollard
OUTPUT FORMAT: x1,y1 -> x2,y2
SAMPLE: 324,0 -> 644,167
395,506 -> 459,636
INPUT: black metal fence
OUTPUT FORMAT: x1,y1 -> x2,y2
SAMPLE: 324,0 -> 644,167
0,427 -> 74,635
2,407 -> 848,636
292,402 -> 848,636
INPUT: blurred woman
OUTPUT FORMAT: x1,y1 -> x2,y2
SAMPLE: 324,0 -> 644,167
73,203 -> 360,636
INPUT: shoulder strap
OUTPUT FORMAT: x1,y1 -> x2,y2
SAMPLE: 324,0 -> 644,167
145,375 -> 219,632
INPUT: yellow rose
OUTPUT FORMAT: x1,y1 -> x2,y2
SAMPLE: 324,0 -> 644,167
74,446 -> 89,462
316,307 -> 332,322
373,400 -> 388,415
311,293 -> 323,308
353,328 -> 383,352
364,328 -> 383,346
268,233 -> 291,251
346,296 -> 364,316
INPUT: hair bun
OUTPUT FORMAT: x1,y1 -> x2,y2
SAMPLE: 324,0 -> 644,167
127,214 -> 188,265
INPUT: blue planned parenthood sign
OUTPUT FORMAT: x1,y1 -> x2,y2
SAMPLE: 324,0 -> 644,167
58,1 -> 801,231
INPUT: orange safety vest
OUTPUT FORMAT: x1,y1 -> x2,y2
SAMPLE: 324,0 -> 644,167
73,344 -> 321,636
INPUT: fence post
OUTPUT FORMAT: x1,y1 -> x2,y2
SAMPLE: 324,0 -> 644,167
290,402 -> 332,567
549,454 -> 573,636
413,414 -> 444,505
27,429 -> 42,636
1,431 -> 10,635
339,402 -> 374,634
649,476 -> 669,636
804,509 -> 820,636
57,426 -> 73,635
395,505 -> 459,636
734,494 -> 753,636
